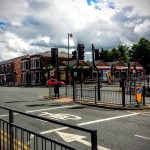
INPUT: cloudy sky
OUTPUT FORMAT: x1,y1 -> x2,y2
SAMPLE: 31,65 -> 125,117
0,0 -> 150,61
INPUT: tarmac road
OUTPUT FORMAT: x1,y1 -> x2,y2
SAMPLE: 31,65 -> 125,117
0,86 -> 150,150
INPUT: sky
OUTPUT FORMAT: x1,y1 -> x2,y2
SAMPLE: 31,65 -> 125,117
0,0 -> 150,61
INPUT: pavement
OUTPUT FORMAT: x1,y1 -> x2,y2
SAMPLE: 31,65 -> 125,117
43,96 -> 150,110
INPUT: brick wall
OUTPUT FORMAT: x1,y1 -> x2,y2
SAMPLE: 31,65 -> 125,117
13,59 -> 22,85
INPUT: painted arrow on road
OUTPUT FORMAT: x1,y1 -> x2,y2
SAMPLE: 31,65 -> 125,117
56,131 -> 110,150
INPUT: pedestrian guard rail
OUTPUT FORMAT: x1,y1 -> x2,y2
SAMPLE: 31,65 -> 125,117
0,105 -> 97,150
73,79 -> 147,107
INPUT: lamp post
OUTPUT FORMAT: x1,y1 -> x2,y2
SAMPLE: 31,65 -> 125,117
67,33 -> 73,84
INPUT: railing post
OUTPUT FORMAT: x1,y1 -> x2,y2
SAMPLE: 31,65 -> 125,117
81,80 -> 82,99
122,86 -> 125,107
143,86 -> 145,105
73,80 -> 75,101
95,86 -> 96,104
65,85 -> 67,97
91,130 -> 97,150
9,110 -> 14,150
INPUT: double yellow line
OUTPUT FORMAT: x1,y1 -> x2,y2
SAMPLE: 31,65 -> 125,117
0,130 -> 31,150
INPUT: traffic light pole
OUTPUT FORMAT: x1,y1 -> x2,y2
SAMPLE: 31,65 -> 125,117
92,44 -> 100,101
57,54 -> 60,99
51,48 -> 59,98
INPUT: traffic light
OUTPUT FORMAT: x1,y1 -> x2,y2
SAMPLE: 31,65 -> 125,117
95,49 -> 100,60
78,44 -> 85,60
72,50 -> 77,60
51,48 -> 58,67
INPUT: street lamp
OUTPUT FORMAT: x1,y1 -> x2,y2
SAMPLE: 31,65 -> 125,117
67,33 -> 73,84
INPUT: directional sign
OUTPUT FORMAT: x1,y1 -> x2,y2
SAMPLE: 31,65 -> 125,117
56,131 -> 110,150
136,88 -> 141,94
135,86 -> 142,103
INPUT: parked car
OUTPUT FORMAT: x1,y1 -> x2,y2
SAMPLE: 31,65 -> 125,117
46,79 -> 65,87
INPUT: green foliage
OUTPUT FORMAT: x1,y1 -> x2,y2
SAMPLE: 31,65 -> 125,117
99,45 -> 130,62
130,38 -> 150,74
97,37 -> 150,74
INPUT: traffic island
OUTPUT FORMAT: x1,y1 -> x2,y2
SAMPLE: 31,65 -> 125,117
74,101 -> 150,110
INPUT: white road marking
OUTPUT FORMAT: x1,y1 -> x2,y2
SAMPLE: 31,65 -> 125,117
0,113 -> 18,118
25,105 -> 79,113
0,114 -> 9,117
40,113 -> 140,134
39,112 -> 140,150
38,112 -> 81,121
40,127 -> 68,134
57,131 -> 110,150
78,113 -> 140,126
127,111 -> 150,116
135,135 -> 150,140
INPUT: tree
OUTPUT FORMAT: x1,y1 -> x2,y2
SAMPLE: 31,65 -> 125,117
130,38 -> 150,74
116,45 -> 130,62
100,48 -> 112,61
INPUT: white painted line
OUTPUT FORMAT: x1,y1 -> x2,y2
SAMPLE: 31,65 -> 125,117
40,113 -> 140,134
127,111 -> 150,117
141,114 -> 150,117
0,114 -> 9,118
135,135 -> 150,140
0,113 -> 18,118
40,127 -> 68,134
78,113 -> 140,126
25,105 -> 79,113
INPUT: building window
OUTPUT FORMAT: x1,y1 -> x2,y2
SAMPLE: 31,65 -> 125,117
36,59 -> 40,68
5,65 -> 7,72
8,64 -> 12,72
31,58 -> 40,69
26,61 -> 29,70
21,73 -> 26,82
31,72 -> 36,81
31,71 -> 41,82
22,61 -> 30,70
2,65 -> 4,72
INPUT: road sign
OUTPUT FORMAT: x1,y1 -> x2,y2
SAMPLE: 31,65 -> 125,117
135,86 -> 142,103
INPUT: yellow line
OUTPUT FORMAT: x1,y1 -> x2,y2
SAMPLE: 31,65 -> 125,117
0,130 -> 31,150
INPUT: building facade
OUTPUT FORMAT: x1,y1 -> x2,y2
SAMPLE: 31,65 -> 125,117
0,52 -> 145,86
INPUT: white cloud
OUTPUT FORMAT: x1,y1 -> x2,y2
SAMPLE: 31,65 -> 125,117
134,20 -> 150,38
0,0 -> 150,61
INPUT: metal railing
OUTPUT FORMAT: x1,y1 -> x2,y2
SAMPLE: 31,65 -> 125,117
0,105 -> 97,150
73,80 -> 147,107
